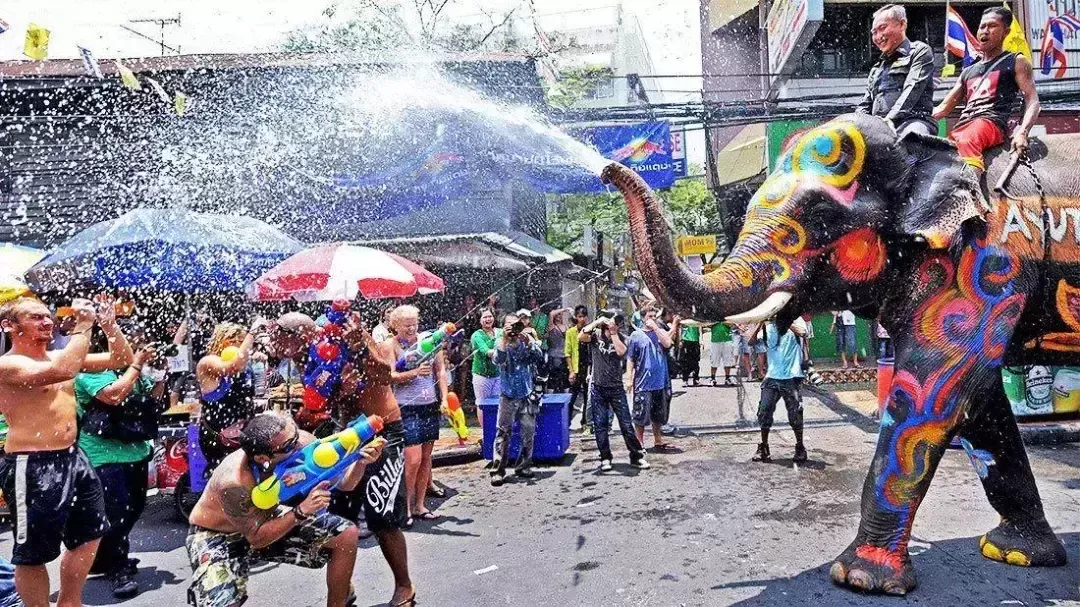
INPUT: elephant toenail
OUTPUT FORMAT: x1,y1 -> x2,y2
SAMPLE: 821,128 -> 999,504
1005,551 -> 1031,567
981,540 -> 1004,561
848,569 -> 875,590
829,562 -> 848,584
882,581 -> 908,595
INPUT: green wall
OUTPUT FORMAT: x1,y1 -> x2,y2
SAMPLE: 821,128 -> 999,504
807,313 -> 874,361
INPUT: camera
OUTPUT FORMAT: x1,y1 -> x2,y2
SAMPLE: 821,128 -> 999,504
150,342 -> 181,358
506,320 -> 526,337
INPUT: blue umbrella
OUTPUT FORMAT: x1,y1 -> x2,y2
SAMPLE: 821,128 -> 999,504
26,209 -> 303,292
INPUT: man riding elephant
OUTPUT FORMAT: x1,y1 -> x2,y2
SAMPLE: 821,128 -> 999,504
604,112 -> 1073,595
933,6 -> 1041,174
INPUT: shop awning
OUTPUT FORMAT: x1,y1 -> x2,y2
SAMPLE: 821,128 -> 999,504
714,123 -> 767,187
348,231 -> 573,271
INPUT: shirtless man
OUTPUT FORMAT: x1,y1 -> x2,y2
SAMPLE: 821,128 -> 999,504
0,296 -> 134,607
320,314 -> 416,607
187,412 -> 384,607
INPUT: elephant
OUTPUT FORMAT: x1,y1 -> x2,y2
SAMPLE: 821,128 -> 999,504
603,113 -> 1074,595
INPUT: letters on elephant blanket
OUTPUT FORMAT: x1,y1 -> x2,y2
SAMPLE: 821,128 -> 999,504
999,198 -> 1080,245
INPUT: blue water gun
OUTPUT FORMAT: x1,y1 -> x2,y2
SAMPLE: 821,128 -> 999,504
250,414 -> 385,510
395,322 -> 465,372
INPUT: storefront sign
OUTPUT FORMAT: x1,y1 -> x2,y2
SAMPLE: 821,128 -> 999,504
676,235 -> 718,257
767,0 -> 824,91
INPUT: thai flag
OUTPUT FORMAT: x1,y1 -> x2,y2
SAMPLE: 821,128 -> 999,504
1041,16 -> 1072,78
946,5 -> 980,66
0,18 -> 9,34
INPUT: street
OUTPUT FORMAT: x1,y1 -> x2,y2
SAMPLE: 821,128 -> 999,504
3,383 -> 1077,606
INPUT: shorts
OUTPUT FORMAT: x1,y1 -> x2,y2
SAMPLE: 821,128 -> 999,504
709,341 -> 737,368
949,117 -> 1006,171
400,402 -> 440,446
758,378 -> 804,431
632,389 -> 671,426
186,509 -> 353,607
0,447 -> 110,566
752,341 -> 767,355
836,325 -> 857,356
329,420 -> 409,532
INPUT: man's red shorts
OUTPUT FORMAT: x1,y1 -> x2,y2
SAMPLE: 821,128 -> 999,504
948,118 -> 1005,171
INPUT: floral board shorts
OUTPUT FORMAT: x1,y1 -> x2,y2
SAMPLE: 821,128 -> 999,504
185,508 -> 353,606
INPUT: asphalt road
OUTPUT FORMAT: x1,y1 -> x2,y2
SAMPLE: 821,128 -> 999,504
2,386 -> 1077,606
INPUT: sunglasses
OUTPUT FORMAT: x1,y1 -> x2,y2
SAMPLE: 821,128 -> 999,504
273,425 -> 300,456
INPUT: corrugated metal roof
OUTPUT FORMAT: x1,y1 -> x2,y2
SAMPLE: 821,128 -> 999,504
0,51 -> 536,78
350,230 -> 572,265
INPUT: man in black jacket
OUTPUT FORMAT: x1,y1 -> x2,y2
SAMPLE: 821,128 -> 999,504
856,4 -> 936,138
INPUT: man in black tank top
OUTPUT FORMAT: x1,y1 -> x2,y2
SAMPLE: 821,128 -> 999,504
933,6 -> 1041,172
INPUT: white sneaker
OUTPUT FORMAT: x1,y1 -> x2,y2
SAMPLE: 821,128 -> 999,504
600,459 -> 613,472
632,458 -> 651,470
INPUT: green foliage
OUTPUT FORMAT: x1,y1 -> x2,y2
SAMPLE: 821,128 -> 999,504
547,168 -> 720,252
283,5 -> 408,52
283,0 -> 526,54
545,66 -> 614,110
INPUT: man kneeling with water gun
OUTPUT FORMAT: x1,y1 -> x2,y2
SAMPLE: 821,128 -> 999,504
187,412 -> 386,607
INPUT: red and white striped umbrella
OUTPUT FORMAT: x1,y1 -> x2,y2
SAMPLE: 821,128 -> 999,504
250,244 -> 445,301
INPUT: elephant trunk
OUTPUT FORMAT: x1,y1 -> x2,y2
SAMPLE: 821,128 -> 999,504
602,163 -> 787,323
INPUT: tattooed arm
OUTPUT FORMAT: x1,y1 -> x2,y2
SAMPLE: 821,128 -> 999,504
220,484 -> 300,550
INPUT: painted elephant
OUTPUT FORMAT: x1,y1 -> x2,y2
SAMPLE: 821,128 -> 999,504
604,113 -> 1074,595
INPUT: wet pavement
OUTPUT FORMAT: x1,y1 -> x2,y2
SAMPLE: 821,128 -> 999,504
1,384 -> 1077,606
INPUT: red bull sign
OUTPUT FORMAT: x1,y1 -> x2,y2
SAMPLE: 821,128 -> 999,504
575,120 -> 677,191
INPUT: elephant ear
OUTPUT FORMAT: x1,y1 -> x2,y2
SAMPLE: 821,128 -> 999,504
893,133 -> 983,249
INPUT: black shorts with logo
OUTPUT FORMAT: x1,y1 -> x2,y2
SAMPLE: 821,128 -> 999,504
0,447 -> 110,565
329,420 -> 409,532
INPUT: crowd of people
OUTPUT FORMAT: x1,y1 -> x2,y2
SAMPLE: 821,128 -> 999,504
0,288 -> 876,606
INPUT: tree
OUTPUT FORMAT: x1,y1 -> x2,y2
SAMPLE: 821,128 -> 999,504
547,167 -> 721,252
283,0 -> 525,53
545,66 -> 614,110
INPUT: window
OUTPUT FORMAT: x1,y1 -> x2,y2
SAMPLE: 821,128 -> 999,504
791,3 -> 998,78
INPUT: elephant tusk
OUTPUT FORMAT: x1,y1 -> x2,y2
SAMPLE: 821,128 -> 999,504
724,292 -> 794,325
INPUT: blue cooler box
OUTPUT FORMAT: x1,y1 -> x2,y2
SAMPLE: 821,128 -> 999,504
479,394 -> 571,462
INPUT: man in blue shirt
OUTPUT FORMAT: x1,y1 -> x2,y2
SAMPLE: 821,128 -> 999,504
627,307 -> 679,452
490,313 -> 544,486
749,317 -> 809,463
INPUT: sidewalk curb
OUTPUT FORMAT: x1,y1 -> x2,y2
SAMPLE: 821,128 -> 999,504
432,443 -> 484,467
808,385 -> 1080,445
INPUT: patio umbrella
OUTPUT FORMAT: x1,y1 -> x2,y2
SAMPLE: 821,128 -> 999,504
250,244 -> 444,301
0,244 -> 46,303
27,209 -> 303,293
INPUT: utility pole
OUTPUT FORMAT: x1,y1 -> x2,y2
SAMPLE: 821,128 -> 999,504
758,0 -> 771,103
123,15 -> 181,56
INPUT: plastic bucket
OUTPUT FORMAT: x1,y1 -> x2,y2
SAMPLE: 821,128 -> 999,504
877,358 -> 895,412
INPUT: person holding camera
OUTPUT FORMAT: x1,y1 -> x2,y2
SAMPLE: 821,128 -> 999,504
75,322 -> 171,599
579,312 -> 649,472
490,313 -> 544,486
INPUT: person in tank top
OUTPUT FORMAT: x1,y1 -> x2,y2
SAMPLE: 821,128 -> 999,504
933,6 -> 1040,172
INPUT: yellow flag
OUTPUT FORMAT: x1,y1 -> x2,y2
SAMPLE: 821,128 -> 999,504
174,91 -> 189,116
942,63 -> 957,78
23,23 -> 49,60
114,60 -> 142,90
1003,1 -> 1033,61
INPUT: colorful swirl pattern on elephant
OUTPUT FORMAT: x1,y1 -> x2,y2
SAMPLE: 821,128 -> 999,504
604,113 -> 1074,595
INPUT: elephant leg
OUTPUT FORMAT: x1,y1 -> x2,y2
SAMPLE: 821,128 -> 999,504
958,380 -> 1068,568
829,367 -> 964,595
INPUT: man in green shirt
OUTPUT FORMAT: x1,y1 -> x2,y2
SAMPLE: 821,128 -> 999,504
679,324 -> 702,386
74,341 -> 166,599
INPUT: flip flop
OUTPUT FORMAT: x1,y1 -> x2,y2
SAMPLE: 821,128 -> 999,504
390,590 -> 417,607
426,485 -> 446,498
414,511 -> 439,520
652,443 -> 680,453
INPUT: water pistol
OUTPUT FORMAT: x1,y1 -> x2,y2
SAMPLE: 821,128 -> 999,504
301,300 -> 364,426
444,391 -> 468,445
250,414 -> 385,510
394,322 -> 464,372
